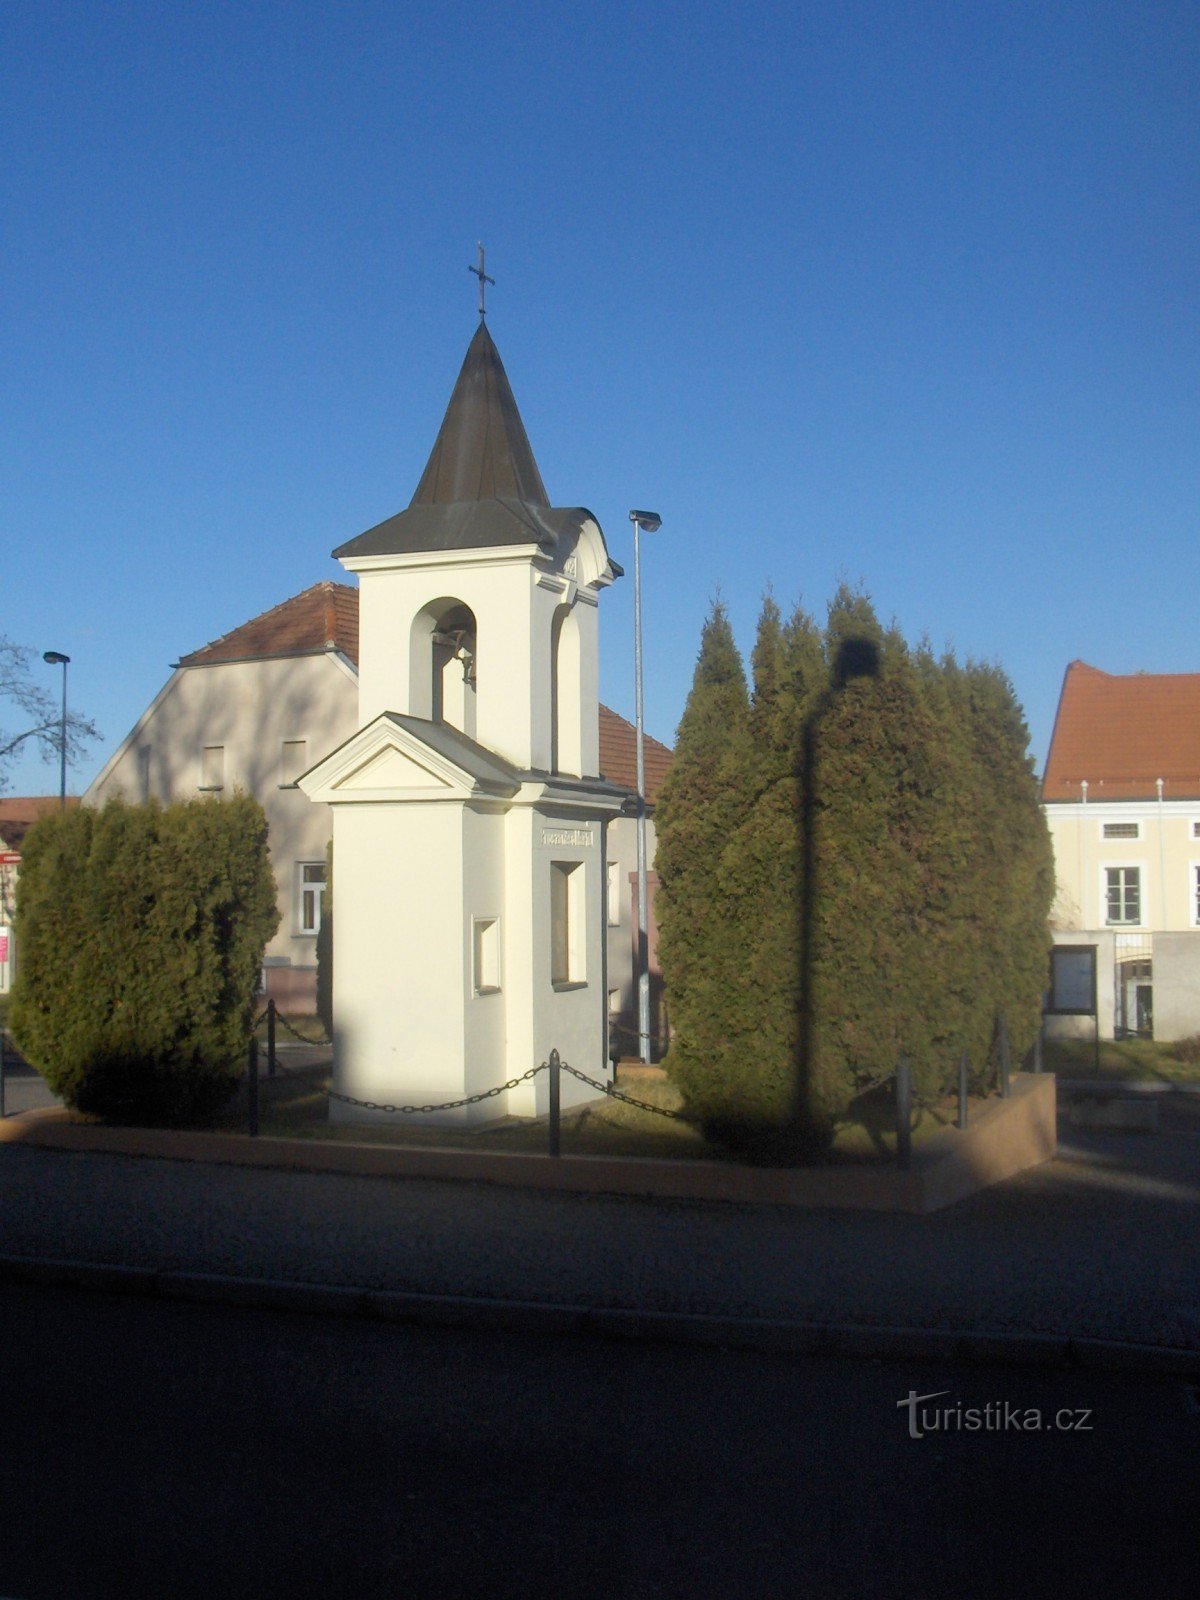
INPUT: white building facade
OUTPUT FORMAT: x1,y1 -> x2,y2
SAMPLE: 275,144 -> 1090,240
1042,660 -> 1200,1041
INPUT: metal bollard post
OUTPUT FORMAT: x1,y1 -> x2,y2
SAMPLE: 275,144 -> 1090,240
895,1054 -> 912,1172
998,1013 -> 1011,1099
267,997 -> 277,1078
248,1037 -> 259,1139
957,1048 -> 969,1131
548,1048 -> 561,1158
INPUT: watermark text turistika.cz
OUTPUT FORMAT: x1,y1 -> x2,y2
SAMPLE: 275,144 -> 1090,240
898,1390 -> 1094,1440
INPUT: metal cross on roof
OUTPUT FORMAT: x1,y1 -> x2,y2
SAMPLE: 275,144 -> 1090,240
469,242 -> 495,318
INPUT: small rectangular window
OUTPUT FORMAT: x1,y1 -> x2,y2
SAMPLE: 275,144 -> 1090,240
606,860 -> 620,926
281,740 -> 307,787
1193,822 -> 1200,840
137,747 -> 151,804
200,745 -> 225,791
1105,866 -> 1141,927
297,861 -> 326,935
473,917 -> 501,993
1194,865 -> 1200,928
550,861 -> 585,986
1102,822 -> 1140,841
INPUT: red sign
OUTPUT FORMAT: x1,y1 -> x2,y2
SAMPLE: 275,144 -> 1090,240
0,852 -> 19,865
0,936 -> 8,963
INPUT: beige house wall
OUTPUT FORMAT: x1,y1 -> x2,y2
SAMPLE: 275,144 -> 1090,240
85,651 -> 359,998
1046,800 -> 1200,934
1045,798 -> 1200,1040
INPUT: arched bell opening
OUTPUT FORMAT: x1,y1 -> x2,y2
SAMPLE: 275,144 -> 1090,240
410,598 -> 478,738
550,604 -> 581,776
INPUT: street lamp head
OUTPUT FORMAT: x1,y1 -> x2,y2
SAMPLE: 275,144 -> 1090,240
628,510 -> 662,534
43,651 -> 70,666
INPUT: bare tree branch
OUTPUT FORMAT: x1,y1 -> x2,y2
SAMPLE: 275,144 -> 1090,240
0,636 -> 100,794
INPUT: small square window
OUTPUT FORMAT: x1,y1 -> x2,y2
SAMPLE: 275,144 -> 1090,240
1102,822 -> 1139,841
473,917 -> 501,993
296,861 -> 326,935
281,740 -> 307,787
606,860 -> 620,926
200,745 -> 225,791
1105,866 -> 1141,927
550,861 -> 585,986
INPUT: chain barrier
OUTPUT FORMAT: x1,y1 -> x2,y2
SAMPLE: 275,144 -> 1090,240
271,1008 -> 332,1048
325,1063 -> 547,1116
247,1045 -> 683,1123
561,1061 -> 685,1120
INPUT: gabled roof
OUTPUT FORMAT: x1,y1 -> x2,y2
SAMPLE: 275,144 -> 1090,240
177,582 -> 358,667
0,795 -> 80,851
332,323 -> 609,563
599,706 -> 672,806
1042,660 -> 1200,802
174,583 -> 673,800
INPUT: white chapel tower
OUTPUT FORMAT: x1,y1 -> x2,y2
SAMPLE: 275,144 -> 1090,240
300,317 -> 627,1124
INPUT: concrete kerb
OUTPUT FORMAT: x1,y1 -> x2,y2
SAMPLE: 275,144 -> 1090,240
0,1252 -> 1196,1380
0,1072 -> 1057,1215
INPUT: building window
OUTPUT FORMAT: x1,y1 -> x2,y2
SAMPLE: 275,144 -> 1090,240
1193,822 -> 1200,840
137,747 -> 151,803
550,861 -> 585,986
1105,867 -> 1141,927
296,861 -> 326,935
200,745 -> 225,791
1102,821 -> 1140,841
473,917 -> 501,993
281,740 -> 307,787
1193,865 -> 1200,928
606,860 -> 620,926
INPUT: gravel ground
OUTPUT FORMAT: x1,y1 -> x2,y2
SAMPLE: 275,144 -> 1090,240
0,1122 -> 1197,1352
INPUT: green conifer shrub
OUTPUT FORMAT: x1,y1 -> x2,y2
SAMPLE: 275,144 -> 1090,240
656,585 -> 1054,1159
654,602 -> 753,1121
10,794 -> 279,1123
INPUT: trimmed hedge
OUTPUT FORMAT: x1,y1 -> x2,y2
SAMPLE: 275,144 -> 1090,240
10,795 -> 279,1123
656,587 -> 1054,1158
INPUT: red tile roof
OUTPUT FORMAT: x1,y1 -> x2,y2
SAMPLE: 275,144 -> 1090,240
177,584 -> 673,798
0,795 -> 81,851
177,582 -> 359,667
599,705 -> 673,804
1042,660 -> 1200,801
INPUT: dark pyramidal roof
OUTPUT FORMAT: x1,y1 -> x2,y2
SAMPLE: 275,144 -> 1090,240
335,323 -> 600,562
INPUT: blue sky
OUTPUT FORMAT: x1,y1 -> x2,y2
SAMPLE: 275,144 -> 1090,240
3,0 -> 1196,794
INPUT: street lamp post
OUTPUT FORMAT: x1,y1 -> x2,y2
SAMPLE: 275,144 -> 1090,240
628,510 -> 661,1064
42,652 -> 70,810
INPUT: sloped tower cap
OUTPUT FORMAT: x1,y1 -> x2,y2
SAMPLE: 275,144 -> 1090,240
335,323 -> 602,561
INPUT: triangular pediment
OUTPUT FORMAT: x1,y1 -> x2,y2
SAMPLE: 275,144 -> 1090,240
337,744 -> 452,792
298,712 -> 521,805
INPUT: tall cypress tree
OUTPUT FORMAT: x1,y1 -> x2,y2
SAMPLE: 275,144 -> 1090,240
960,661 -> 1055,1069
655,601 -> 752,1112
711,599 -> 826,1151
657,584 -> 1053,1157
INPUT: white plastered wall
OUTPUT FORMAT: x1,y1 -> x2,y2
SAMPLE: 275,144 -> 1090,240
85,652 -> 359,979
349,534 -> 605,779
328,801 -> 467,1123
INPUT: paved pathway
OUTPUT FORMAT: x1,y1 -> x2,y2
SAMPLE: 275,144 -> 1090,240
0,1114 -> 1196,1357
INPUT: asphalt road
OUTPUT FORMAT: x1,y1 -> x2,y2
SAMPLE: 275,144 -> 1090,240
0,1281 -> 1195,1600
